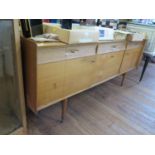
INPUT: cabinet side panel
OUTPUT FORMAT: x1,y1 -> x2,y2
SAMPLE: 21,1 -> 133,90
21,38 -> 37,112
137,40 -> 147,67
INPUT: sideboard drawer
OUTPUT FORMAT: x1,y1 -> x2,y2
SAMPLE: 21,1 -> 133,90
97,42 -> 125,54
37,47 -> 66,64
65,44 -> 96,59
127,41 -> 143,50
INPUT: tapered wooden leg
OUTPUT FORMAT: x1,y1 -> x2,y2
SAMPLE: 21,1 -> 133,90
139,56 -> 150,82
61,98 -> 68,123
121,73 -> 126,86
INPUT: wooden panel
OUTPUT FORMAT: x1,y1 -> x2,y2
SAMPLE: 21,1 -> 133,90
127,41 -> 143,50
13,20 -> 27,133
120,48 -> 141,73
37,61 -> 65,108
66,44 -> 96,59
21,38 -> 37,112
137,40 -> 146,66
37,47 -> 66,64
95,51 -> 124,83
64,56 -> 96,96
97,42 -> 125,54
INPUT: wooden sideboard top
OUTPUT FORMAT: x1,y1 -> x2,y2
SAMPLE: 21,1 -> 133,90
22,37 -> 126,48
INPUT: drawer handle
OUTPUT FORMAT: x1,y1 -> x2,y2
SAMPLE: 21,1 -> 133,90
112,45 -> 117,48
91,60 -> 95,63
53,83 -> 57,89
70,49 -> 79,53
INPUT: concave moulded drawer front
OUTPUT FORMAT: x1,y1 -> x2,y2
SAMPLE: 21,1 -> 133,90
127,41 -> 143,50
37,47 -> 66,64
97,42 -> 125,54
65,44 -> 97,59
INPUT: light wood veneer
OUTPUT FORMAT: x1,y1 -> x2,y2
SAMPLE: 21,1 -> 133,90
22,38 -> 145,113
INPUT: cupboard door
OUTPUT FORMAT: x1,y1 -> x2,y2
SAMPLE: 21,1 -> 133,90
120,48 -> 141,73
37,61 -> 65,109
95,51 -> 124,83
64,56 -> 96,97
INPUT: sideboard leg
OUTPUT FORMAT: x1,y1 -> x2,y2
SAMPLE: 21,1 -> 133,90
121,73 -> 126,86
61,98 -> 68,123
139,56 -> 150,82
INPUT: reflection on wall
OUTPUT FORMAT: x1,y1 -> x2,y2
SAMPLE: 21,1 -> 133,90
0,20 -> 21,134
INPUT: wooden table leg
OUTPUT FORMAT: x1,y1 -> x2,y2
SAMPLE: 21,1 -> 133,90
61,98 -> 68,123
121,73 -> 126,86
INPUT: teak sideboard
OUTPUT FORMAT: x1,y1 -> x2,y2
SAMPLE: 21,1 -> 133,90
22,37 -> 145,121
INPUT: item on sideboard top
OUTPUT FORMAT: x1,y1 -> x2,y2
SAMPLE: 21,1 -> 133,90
43,23 -> 99,44
31,33 -> 58,42
128,32 -> 147,41
20,19 -> 43,38
43,23 -> 61,34
43,23 -> 116,43
98,27 -> 114,40
41,33 -> 58,39
114,30 -> 129,40
114,30 -> 146,41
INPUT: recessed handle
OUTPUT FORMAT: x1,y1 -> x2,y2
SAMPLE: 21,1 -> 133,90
53,83 -> 57,89
112,45 -> 117,48
70,49 -> 79,53
91,60 -> 95,63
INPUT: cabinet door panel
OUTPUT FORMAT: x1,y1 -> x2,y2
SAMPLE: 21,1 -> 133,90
37,61 -> 65,108
120,48 -> 141,73
95,51 -> 124,83
64,56 -> 96,96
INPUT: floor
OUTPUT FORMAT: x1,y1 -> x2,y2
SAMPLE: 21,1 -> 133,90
28,62 -> 155,135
